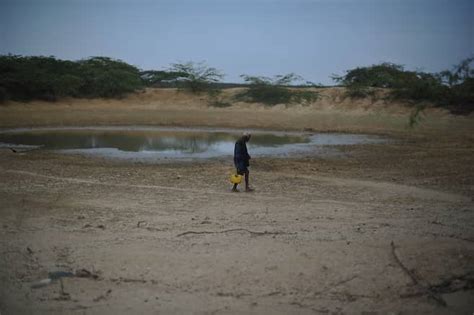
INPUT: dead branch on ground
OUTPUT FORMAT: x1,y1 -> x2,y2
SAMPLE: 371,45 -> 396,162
177,228 -> 296,237
390,241 -> 446,307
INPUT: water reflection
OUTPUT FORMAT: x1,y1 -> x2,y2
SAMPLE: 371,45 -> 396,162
0,128 -> 384,160
0,129 -> 309,154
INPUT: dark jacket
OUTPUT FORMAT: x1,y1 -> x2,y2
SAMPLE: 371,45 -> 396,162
234,139 -> 251,169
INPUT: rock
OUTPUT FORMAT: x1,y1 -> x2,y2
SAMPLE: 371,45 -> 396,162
48,271 -> 74,280
75,268 -> 99,279
31,278 -> 52,289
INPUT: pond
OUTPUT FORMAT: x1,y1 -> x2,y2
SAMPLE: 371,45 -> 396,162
0,127 -> 384,160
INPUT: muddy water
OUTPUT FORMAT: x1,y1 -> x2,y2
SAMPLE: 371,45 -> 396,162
0,127 -> 384,160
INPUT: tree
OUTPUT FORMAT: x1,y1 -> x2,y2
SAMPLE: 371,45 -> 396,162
77,57 -> 143,98
139,70 -> 188,86
169,61 -> 224,93
0,55 -> 145,101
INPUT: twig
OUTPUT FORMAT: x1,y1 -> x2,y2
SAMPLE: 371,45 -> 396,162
146,227 -> 163,232
430,232 -> 474,243
390,241 -> 446,307
110,277 -> 147,283
10,146 -> 43,153
176,228 -> 295,237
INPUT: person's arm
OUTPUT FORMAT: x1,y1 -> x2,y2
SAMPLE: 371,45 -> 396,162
243,143 -> 251,160
234,141 -> 243,160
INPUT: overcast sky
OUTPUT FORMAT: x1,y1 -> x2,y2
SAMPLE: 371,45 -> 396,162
1,0 -> 472,84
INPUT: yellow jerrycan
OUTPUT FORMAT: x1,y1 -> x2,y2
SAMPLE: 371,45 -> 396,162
230,173 -> 243,184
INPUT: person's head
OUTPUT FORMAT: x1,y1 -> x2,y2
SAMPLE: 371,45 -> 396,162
242,132 -> 251,142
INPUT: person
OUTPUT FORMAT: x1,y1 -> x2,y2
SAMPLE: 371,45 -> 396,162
232,132 -> 254,192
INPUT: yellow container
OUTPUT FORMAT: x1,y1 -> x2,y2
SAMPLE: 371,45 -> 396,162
230,174 -> 243,184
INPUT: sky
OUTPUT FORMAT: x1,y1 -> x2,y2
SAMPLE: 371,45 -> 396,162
1,0 -> 473,84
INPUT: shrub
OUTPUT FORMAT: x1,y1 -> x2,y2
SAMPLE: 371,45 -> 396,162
208,100 -> 232,108
235,73 -> 320,106
334,58 -> 474,114
206,87 -> 232,108
0,86 -> 6,103
332,62 -> 413,88
344,85 -> 377,99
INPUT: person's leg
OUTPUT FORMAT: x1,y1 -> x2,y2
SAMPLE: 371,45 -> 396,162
244,170 -> 254,192
232,183 -> 238,192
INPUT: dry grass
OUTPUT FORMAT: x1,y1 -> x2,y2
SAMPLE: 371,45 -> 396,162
0,88 -> 472,136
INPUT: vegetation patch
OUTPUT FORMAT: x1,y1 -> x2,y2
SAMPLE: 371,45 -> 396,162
0,55 -> 143,101
169,61 -> 224,94
207,88 -> 232,108
234,74 -> 320,106
1,54 -> 471,115
333,58 -> 474,114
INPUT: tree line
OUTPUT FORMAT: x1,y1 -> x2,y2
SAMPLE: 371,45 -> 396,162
0,54 -> 472,114
332,59 -> 473,114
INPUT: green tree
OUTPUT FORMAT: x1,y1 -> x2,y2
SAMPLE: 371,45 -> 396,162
77,57 -> 143,98
169,61 -> 224,93
0,55 -> 144,101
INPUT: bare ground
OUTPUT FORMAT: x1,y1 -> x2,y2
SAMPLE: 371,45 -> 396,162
0,90 -> 473,314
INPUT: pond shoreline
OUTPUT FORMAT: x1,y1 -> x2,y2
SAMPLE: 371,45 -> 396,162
0,126 -> 387,162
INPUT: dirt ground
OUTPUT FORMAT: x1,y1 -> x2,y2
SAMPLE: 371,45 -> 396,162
0,90 -> 473,314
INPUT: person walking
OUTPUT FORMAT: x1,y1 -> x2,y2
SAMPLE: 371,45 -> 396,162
232,132 -> 254,192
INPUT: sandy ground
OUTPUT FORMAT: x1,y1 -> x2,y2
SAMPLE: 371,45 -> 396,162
0,89 -> 473,314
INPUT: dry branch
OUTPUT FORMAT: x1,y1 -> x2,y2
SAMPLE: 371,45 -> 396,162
390,241 -> 446,307
176,228 -> 295,237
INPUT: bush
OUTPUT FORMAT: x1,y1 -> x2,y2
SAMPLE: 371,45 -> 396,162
235,73 -> 320,106
334,58 -> 474,114
208,100 -> 232,108
0,86 -> 6,103
344,85 -> 377,99
206,87 -> 232,108
333,62 -> 412,88
390,72 -> 449,103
